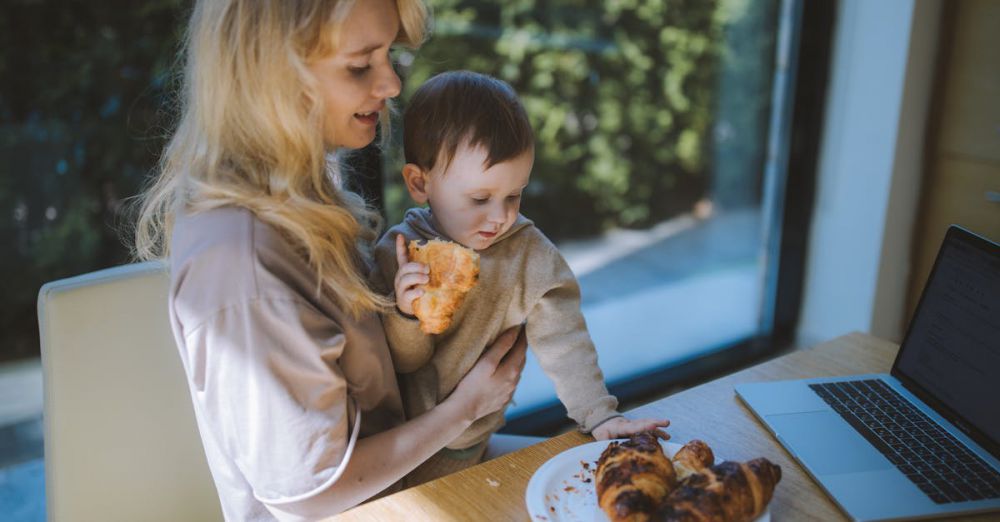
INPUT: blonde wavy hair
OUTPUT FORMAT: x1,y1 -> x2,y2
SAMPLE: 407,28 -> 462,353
134,0 -> 428,318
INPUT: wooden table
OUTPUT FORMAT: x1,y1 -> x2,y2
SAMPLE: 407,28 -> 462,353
332,333 -> 998,521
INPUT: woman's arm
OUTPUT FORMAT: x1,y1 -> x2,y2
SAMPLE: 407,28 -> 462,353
265,325 -> 528,520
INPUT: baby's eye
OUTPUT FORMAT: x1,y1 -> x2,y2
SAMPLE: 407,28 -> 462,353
471,197 -> 490,205
507,194 -> 522,201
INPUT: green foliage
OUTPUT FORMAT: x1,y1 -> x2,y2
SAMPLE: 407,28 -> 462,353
0,0 -> 186,361
386,0 -> 729,239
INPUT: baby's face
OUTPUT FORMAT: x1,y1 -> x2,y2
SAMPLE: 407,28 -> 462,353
424,143 -> 533,251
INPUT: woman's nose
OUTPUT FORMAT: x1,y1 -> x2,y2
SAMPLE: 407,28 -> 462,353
373,62 -> 401,99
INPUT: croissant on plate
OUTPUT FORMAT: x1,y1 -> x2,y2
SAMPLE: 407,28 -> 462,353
654,458 -> 782,522
596,432 -> 676,522
594,433 -> 781,522
671,439 -> 714,481
407,239 -> 479,334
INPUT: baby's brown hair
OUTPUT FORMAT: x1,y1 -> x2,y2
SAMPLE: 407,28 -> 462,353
403,70 -> 534,172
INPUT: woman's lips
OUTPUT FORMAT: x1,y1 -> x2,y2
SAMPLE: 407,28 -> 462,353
355,111 -> 379,125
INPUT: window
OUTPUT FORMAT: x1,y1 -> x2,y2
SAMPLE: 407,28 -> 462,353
377,0 -> 833,429
0,0 -> 833,434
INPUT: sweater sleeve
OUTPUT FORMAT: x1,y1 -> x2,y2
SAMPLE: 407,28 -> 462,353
524,238 -> 621,433
371,228 -> 435,374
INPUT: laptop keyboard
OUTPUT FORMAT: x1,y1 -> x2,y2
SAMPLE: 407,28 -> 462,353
810,379 -> 1000,504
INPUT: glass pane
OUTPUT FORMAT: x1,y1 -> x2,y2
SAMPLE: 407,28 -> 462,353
385,0 -> 783,416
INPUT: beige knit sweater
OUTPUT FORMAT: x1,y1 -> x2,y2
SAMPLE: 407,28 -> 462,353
371,208 -> 620,449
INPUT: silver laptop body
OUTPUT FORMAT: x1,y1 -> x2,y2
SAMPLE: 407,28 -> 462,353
736,226 -> 1000,521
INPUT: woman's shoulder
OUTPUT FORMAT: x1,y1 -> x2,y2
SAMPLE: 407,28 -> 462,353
170,206 -> 314,321
173,205 -> 254,252
172,206 -> 284,271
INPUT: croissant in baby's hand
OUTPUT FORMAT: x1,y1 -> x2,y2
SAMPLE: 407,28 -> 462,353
655,457 -> 782,522
407,239 -> 479,334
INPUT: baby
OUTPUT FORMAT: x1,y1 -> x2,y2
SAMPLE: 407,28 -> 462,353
371,71 -> 668,483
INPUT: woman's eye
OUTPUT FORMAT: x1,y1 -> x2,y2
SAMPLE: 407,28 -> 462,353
348,65 -> 371,76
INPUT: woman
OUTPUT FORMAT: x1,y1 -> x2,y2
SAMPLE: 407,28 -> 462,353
134,0 -> 527,519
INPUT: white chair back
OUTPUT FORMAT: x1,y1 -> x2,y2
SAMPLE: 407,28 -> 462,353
37,261 -> 221,521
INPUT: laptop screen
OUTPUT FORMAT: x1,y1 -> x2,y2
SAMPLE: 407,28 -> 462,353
893,226 -> 1000,455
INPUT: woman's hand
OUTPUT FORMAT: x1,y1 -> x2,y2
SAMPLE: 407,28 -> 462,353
278,325 -> 527,519
591,417 -> 671,441
448,325 -> 528,422
394,234 -> 429,316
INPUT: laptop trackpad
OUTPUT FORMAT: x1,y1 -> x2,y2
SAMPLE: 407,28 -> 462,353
767,410 -> 892,475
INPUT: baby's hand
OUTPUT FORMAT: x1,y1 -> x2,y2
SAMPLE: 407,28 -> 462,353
394,234 -> 429,316
592,417 -> 671,441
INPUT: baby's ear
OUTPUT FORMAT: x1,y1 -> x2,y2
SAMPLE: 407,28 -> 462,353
402,163 -> 430,204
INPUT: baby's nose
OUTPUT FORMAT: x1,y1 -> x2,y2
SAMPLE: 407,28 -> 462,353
487,204 -> 507,224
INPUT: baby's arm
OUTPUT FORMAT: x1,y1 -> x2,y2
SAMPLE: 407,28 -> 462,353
371,230 -> 435,373
526,241 -> 668,440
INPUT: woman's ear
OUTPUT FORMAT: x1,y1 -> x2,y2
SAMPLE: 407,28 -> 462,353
402,163 -> 430,204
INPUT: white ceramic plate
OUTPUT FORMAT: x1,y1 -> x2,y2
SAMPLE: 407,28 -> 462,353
525,440 -> 771,522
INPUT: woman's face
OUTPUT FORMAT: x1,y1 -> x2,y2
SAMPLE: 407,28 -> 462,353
308,0 -> 402,150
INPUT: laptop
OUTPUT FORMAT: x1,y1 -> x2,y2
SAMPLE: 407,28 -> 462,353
736,225 -> 1000,521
